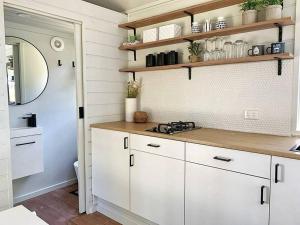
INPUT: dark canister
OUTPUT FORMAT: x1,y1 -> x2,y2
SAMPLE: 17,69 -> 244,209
167,51 -> 179,65
146,54 -> 156,67
248,45 -> 265,56
157,52 -> 166,66
266,42 -> 285,54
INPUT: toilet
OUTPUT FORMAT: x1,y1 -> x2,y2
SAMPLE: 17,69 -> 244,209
74,161 -> 79,180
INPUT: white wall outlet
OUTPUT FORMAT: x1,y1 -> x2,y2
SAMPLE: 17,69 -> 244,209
244,110 -> 259,120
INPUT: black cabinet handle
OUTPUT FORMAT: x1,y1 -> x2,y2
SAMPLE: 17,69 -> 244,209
124,137 -> 129,149
275,163 -> 280,183
16,141 -> 36,147
213,156 -> 232,162
147,144 -> 160,148
260,186 -> 266,205
130,154 -> 134,167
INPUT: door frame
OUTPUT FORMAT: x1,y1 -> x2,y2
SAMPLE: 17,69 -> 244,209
3,4 -> 87,213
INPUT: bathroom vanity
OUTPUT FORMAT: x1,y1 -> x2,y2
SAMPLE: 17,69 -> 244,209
10,127 -> 44,180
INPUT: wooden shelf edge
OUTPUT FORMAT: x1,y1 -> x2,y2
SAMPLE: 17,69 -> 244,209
119,53 -> 294,73
119,17 -> 294,51
119,0 -> 244,29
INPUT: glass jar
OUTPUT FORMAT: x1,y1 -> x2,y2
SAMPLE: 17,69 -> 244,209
235,40 -> 244,58
224,41 -> 233,59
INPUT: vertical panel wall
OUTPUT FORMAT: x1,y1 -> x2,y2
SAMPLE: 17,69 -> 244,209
0,0 -> 127,212
0,0 -> 13,210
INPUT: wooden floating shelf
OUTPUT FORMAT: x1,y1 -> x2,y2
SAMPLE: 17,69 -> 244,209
120,17 -> 294,51
119,53 -> 294,73
119,0 -> 244,29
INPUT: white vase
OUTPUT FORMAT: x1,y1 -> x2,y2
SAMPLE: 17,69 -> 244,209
242,10 -> 257,25
125,98 -> 137,122
265,5 -> 282,20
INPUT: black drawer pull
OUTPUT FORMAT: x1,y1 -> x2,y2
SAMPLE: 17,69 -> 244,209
147,144 -> 160,148
261,186 -> 266,205
130,154 -> 134,167
124,137 -> 129,149
16,141 -> 36,147
275,163 -> 280,183
213,156 -> 232,162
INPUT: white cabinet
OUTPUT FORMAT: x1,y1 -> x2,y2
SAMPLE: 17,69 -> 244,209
92,128 -> 130,210
10,128 -> 44,180
270,157 -> 300,225
130,150 -> 184,225
185,162 -> 270,225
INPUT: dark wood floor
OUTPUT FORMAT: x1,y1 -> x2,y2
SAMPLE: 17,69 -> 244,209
18,184 -> 121,225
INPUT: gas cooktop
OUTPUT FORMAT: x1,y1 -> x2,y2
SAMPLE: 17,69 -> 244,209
146,121 -> 201,135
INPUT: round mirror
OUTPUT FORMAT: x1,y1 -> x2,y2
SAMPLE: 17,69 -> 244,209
5,36 -> 49,105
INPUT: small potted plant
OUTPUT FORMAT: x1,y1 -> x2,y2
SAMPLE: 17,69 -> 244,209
240,0 -> 259,24
125,81 -> 139,122
264,0 -> 283,20
188,42 -> 202,63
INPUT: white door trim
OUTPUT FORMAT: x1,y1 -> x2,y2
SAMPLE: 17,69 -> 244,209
2,4 -> 87,213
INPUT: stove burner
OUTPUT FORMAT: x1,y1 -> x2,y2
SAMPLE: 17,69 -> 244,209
147,121 -> 200,134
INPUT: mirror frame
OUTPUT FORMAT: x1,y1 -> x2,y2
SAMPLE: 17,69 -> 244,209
5,36 -> 50,105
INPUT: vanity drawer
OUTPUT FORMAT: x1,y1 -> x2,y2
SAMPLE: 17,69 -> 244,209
10,135 -> 44,180
130,134 -> 185,160
186,143 -> 271,178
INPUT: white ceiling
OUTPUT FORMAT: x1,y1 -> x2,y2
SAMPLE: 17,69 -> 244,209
83,0 -> 160,12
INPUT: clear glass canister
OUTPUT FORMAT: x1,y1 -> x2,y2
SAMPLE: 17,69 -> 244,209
235,40 -> 244,58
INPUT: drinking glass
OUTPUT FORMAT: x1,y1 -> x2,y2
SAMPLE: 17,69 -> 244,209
224,41 -> 233,59
235,40 -> 244,58
243,42 -> 250,57
203,39 -> 211,61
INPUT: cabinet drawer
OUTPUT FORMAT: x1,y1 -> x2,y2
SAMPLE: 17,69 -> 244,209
186,143 -> 271,178
10,135 -> 44,180
130,134 -> 185,160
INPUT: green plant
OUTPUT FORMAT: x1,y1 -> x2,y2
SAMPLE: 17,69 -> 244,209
240,0 -> 261,11
127,81 -> 139,98
263,0 -> 283,6
188,42 -> 202,56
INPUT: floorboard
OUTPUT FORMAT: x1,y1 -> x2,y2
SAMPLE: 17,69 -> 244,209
17,184 -> 121,225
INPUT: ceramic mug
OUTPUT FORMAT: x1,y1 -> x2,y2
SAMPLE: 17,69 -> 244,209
248,45 -> 265,56
266,42 -> 285,54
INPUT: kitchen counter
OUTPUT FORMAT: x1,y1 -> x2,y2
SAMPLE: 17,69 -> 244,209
91,121 -> 300,160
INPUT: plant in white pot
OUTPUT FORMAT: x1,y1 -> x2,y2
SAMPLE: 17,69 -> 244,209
240,0 -> 260,25
264,0 -> 283,20
125,80 -> 139,122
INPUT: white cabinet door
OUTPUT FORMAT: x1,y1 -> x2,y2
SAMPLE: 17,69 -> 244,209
130,150 -> 184,225
270,157 -> 300,225
186,162 -> 269,225
92,128 -> 130,210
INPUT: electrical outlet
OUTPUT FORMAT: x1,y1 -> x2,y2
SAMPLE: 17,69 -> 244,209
244,110 -> 259,120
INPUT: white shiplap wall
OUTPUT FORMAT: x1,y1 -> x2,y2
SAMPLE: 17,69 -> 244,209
0,0 -> 12,211
128,0 -> 296,136
0,0 -> 127,212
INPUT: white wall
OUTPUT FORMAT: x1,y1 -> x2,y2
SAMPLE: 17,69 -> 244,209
128,0 -> 296,136
0,0 -> 127,212
5,21 -> 78,202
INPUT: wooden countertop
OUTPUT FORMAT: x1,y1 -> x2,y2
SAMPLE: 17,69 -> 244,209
91,121 -> 300,160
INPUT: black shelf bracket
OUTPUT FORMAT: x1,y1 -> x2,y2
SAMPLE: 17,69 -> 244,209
126,26 -> 137,61
184,11 -> 194,25
183,66 -> 192,80
274,57 -> 282,76
129,49 -> 137,61
129,72 -> 136,81
274,23 -> 283,42
183,38 -> 194,43
126,26 -> 137,36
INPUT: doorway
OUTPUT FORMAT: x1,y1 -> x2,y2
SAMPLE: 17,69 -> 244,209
3,6 -> 86,214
